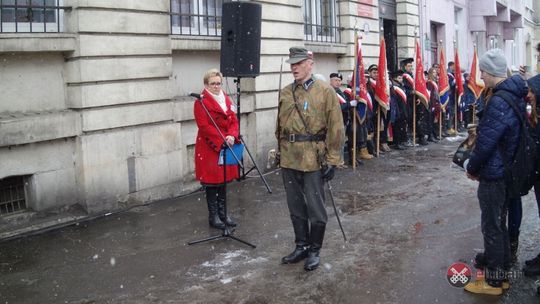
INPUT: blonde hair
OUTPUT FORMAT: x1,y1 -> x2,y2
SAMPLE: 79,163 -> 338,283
428,67 -> 437,81
203,68 -> 223,85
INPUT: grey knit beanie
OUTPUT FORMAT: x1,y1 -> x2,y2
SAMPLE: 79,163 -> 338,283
479,49 -> 507,77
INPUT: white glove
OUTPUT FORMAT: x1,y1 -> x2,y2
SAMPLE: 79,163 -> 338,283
350,99 -> 358,107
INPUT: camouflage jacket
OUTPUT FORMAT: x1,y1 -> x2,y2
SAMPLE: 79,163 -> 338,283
275,78 -> 344,171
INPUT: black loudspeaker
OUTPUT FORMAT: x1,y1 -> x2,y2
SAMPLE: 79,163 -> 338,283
220,2 -> 261,78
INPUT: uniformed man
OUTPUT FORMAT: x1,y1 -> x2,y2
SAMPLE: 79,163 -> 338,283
276,47 -> 344,271
330,72 -> 357,167
389,70 -> 408,149
400,58 -> 415,146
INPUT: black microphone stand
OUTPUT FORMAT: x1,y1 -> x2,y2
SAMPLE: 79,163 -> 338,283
187,93 -> 256,248
233,77 -> 272,193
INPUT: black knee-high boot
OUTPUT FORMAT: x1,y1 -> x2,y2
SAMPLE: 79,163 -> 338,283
216,186 -> 236,227
205,186 -> 225,229
304,222 -> 326,271
282,215 -> 309,264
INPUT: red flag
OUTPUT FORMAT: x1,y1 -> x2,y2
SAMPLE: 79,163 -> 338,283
438,47 -> 450,109
468,48 -> 484,100
414,40 -> 430,109
354,37 -> 371,110
351,36 -> 372,122
454,48 -> 464,104
374,38 -> 390,112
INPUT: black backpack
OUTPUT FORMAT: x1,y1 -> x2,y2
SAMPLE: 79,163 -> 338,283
495,91 -> 537,198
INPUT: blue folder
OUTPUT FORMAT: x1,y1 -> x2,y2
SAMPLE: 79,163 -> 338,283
218,143 -> 244,165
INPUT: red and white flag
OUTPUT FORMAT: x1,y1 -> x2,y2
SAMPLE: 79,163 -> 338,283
352,36 -> 372,122
414,40 -> 430,109
374,38 -> 390,112
468,48 -> 484,100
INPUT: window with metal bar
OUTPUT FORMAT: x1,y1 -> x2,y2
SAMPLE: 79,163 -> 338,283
303,0 -> 340,43
0,0 -> 68,33
0,176 -> 27,216
170,0 -> 222,36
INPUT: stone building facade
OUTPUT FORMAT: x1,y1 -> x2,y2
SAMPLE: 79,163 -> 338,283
0,0 -> 537,222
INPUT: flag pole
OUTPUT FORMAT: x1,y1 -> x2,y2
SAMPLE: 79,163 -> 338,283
472,104 -> 476,125
413,38 -> 417,147
352,30 -> 359,168
471,45 -> 476,126
453,40 -> 458,132
438,40 -> 442,140
377,107 -> 381,157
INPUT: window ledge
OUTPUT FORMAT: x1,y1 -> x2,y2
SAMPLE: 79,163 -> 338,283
171,35 -> 221,51
305,42 -> 347,55
0,33 -> 76,53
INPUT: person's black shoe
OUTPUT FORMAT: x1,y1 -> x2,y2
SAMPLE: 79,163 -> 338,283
282,245 -> 309,264
304,249 -> 320,271
427,136 -> 436,143
526,253 -> 540,266
419,137 -> 429,146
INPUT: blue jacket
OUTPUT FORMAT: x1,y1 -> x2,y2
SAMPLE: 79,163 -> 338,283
466,75 -> 528,180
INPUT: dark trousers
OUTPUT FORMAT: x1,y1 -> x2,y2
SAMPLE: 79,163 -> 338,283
373,111 -> 389,143
281,168 -> 327,226
507,197 -> 522,240
393,116 -> 407,145
416,104 -> 430,138
478,179 -> 510,285
346,121 -> 368,150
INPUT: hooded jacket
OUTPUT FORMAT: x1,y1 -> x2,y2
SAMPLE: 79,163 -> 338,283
466,75 -> 528,180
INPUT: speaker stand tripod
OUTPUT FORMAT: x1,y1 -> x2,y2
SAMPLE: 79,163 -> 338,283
233,77 -> 272,193
188,144 -> 256,248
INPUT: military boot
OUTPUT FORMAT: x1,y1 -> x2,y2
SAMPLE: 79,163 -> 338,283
304,222 -> 325,271
358,148 -> 373,160
205,187 -> 225,230
282,216 -> 309,264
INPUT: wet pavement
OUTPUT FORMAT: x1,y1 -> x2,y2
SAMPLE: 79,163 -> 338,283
2,136 -> 540,303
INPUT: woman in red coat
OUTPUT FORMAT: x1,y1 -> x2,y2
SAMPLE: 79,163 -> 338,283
194,68 -> 239,229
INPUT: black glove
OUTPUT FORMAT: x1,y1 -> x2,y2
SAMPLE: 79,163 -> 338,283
321,165 -> 335,181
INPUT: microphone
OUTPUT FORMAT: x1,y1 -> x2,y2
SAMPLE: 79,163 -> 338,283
189,93 -> 201,99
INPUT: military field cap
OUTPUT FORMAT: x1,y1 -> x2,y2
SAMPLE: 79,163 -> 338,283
368,64 -> 378,72
329,73 -> 342,80
286,46 -> 314,64
400,58 -> 414,66
390,70 -> 404,78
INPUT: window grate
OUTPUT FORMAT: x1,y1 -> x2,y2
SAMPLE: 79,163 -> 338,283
0,176 -> 27,216
0,0 -> 71,33
170,0 -> 222,36
303,0 -> 341,43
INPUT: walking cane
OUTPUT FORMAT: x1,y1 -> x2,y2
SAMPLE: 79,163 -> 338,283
326,180 -> 347,242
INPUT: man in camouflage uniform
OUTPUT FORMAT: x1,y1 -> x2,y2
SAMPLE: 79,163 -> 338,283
276,47 -> 344,271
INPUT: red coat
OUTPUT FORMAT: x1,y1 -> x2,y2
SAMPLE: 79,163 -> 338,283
194,89 -> 240,184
